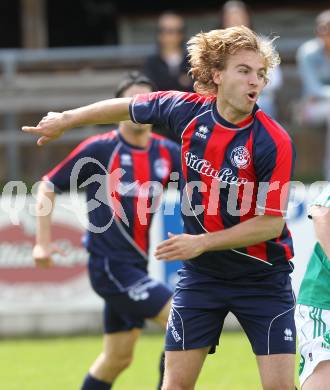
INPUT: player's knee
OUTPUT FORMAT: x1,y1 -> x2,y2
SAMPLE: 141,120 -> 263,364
153,300 -> 172,329
115,355 -> 133,371
162,374 -> 194,390
103,351 -> 133,372
156,316 -> 169,329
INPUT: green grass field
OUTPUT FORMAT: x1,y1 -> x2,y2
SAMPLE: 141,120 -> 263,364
0,331 -> 299,390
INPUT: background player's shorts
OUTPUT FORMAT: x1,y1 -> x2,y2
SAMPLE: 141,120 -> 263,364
88,255 -> 172,333
166,267 -> 296,355
295,304 -> 330,386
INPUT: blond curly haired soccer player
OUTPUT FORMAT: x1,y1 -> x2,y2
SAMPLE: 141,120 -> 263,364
24,26 -> 297,390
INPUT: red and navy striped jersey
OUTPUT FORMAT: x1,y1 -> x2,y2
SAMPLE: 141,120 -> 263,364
129,91 -> 296,279
43,130 -> 181,264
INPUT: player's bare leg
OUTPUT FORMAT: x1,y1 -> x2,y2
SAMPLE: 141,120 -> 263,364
162,348 -> 210,390
89,328 -> 141,383
151,298 -> 172,328
302,360 -> 330,390
150,298 -> 172,389
256,354 -> 296,390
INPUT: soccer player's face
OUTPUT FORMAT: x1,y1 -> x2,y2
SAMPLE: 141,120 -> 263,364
214,49 -> 267,117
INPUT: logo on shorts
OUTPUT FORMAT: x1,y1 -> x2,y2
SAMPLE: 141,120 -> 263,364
284,328 -> 293,341
298,355 -> 305,376
128,280 -> 157,301
128,288 -> 149,301
195,125 -> 209,139
167,308 -> 182,343
230,146 -> 251,169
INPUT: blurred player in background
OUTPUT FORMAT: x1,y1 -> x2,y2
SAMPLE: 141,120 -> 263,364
24,26 -> 296,389
295,183 -> 330,389
143,11 -> 193,92
143,11 -> 194,141
32,73 -> 180,390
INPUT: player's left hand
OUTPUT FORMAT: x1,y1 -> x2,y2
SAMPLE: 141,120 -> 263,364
22,111 -> 67,146
155,232 -> 206,261
33,243 -> 66,268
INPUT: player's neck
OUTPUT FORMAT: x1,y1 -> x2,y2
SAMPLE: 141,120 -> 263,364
216,101 -> 252,125
119,124 -> 151,149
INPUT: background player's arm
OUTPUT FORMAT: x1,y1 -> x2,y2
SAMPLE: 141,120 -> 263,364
310,205 -> 330,260
33,181 -> 63,267
155,215 -> 284,261
22,98 -> 132,146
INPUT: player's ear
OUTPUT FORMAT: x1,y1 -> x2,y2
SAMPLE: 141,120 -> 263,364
212,69 -> 223,86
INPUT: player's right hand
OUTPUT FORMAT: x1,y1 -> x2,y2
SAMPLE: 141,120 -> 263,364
32,243 -> 65,268
22,112 -> 67,146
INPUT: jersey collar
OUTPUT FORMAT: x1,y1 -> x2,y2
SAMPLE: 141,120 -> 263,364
117,131 -> 151,151
211,101 -> 258,130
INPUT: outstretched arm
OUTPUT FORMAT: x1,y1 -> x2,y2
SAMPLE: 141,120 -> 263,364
310,205 -> 330,260
155,215 -> 285,261
22,97 -> 132,146
33,181 -> 64,267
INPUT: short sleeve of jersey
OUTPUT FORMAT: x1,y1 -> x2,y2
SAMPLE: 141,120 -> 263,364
255,127 -> 296,217
166,140 -> 181,175
129,91 -> 203,137
43,137 -> 104,193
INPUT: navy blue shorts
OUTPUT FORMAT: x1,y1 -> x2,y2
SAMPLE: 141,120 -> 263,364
88,256 -> 172,333
165,267 -> 296,356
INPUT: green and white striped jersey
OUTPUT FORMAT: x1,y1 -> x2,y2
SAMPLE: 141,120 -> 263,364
297,184 -> 330,309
